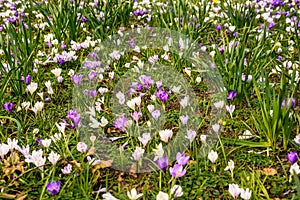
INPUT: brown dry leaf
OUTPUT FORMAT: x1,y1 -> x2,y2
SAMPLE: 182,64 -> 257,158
16,194 -> 27,200
262,168 -> 277,176
2,152 -> 25,181
87,147 -> 95,156
188,160 -> 196,166
92,160 -> 113,173
129,163 -> 137,178
69,160 -> 81,168
0,193 -> 16,199
117,172 -> 124,182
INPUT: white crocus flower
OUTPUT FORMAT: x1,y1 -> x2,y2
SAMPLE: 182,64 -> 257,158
153,143 -> 164,161
41,138 -> 51,148
228,184 -> 241,200
127,188 -> 143,200
156,191 -> 169,200
132,147 -> 145,161
240,188 -> 252,200
224,160 -> 235,175
170,185 -> 183,198
208,150 -> 218,163
48,151 -> 60,165
159,129 -> 173,143
26,82 -> 38,95
51,68 -> 62,77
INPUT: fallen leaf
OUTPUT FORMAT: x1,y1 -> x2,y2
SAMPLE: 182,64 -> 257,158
262,168 -> 277,176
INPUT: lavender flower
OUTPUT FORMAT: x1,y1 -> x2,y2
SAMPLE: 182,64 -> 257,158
113,116 -> 127,131
170,164 -> 186,178
46,181 -> 61,195
282,98 -> 296,109
72,74 -> 83,85
216,24 -> 222,31
131,111 -> 142,122
227,90 -> 237,100
3,102 -> 13,114
67,109 -> 81,128
287,151 -> 298,164
157,156 -> 168,171
156,89 -> 168,101
176,152 -> 189,166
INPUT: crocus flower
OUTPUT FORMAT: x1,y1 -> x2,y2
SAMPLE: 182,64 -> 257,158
46,181 -> 61,195
156,89 -> 168,101
157,156 -> 168,171
240,188 -> 252,200
170,164 -> 186,178
294,134 -> 300,144
113,116 -> 127,131
67,109 -> 81,128
208,150 -> 218,163
131,111 -> 142,122
48,151 -> 60,165
72,74 -> 83,85
290,163 -> 300,175
226,105 -> 235,118
81,16 -> 87,23
151,110 -> 161,121
227,90 -> 237,100
36,138 -> 42,147
228,184 -> 241,200
186,130 -> 196,143
61,164 -> 72,174
216,24 -> 222,30
3,102 -> 13,114
287,151 -> 298,164
132,147 -> 144,161
176,152 -> 189,166
77,142 -> 87,153
224,160 -> 235,174
156,191 -> 169,200
170,185 -> 183,198
159,129 -> 173,143
179,115 -> 189,125
138,133 -> 151,147
127,188 -> 143,200
282,98 -> 296,109
0,143 -> 9,160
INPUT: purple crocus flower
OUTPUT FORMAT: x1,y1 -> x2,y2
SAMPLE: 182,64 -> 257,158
267,23 -> 276,30
170,164 -> 186,178
129,39 -> 134,48
157,156 -> 168,171
3,102 -> 13,114
90,90 -> 97,98
36,138 -> 42,147
25,75 -> 31,85
67,109 -> 81,128
88,70 -> 98,80
287,151 -> 298,164
227,90 -> 237,100
139,75 -> 154,86
46,181 -> 61,195
282,98 -> 296,109
113,116 -> 127,131
131,111 -> 142,122
179,115 -> 189,125
216,24 -> 222,31
156,89 -> 169,101
60,43 -> 66,50
20,75 -> 30,84
72,74 -> 83,85
176,152 -> 190,166
81,16 -> 87,23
